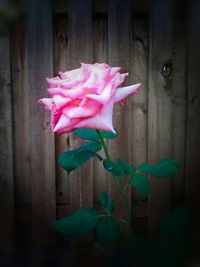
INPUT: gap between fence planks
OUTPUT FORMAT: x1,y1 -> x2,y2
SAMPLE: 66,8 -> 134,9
27,0 -> 55,243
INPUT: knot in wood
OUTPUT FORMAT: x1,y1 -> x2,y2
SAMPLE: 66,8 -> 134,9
159,61 -> 173,78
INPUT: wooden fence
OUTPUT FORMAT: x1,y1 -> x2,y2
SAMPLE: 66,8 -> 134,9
0,0 -> 200,247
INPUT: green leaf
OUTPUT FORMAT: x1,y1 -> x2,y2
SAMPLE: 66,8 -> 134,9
103,159 -> 135,177
101,129 -> 118,139
131,173 -> 150,198
52,208 -> 100,238
74,128 -> 99,141
74,128 -> 118,141
161,208 -> 190,240
103,159 -> 126,177
116,159 -> 136,175
98,192 -> 115,214
96,217 -> 120,247
78,141 -> 102,153
58,141 -> 102,174
138,158 -> 180,177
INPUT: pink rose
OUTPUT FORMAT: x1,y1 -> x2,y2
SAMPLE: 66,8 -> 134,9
38,63 -> 141,134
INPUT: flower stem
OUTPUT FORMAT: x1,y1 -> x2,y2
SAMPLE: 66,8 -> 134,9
96,130 -> 111,161
96,129 -> 133,239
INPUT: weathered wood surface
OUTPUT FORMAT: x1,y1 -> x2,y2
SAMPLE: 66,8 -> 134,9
108,0 -> 133,220
11,20 -> 32,244
53,16 -> 70,207
131,17 -> 149,233
11,21 -> 30,207
93,15 -> 109,204
0,0 -> 199,244
67,0 -> 93,211
148,0 -> 174,233
171,18 -> 187,206
0,28 -> 14,250
27,0 -> 55,243
186,0 -> 200,232
54,0 -> 149,14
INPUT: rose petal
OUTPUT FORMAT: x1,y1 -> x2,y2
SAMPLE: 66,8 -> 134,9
94,63 -> 109,69
48,87 -> 85,99
114,83 -> 141,103
51,110 -> 62,129
46,77 -> 61,88
52,95 -> 71,110
39,63 -> 141,135
74,99 -> 115,133
38,98 -> 53,111
83,83 -> 114,105
59,67 -> 81,80
110,67 -> 121,77
53,114 -> 71,133
63,99 -> 101,119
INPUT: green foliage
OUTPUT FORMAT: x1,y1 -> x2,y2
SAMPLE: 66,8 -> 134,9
56,125 -> 182,248
52,208 -> 100,238
98,192 -> 115,214
131,173 -> 150,198
58,141 -> 102,174
74,128 -> 99,141
116,159 -> 136,175
138,158 -> 180,177
103,159 -> 126,177
96,217 -> 120,247
74,128 -> 118,141
103,159 -> 136,177
161,208 -> 190,240
101,129 -> 118,139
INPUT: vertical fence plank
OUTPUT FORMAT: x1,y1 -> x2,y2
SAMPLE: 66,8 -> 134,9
0,33 -> 14,249
53,16 -> 70,208
108,0 -> 133,220
171,18 -> 187,207
11,21 -> 30,208
93,15 -> 108,204
186,0 -> 200,232
11,20 -> 32,244
148,0 -> 174,233
27,0 -> 55,243
131,16 -> 149,233
68,0 -> 93,211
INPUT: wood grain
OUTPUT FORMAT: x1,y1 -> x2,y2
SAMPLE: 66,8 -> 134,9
108,0 -> 133,220
0,5 -> 198,244
186,0 -> 200,230
53,16 -> 70,207
0,32 -> 14,249
171,18 -> 187,207
27,0 -> 55,243
131,16 -> 149,232
93,15 -> 108,204
11,21 -> 31,207
67,0 -> 93,211
148,0 -> 174,233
